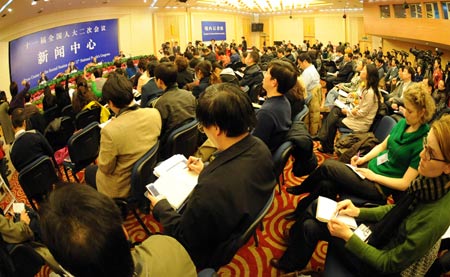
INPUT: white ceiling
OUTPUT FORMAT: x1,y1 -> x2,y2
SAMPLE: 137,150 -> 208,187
0,0 -> 363,31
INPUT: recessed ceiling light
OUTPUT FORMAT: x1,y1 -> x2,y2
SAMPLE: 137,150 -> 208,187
7,8 -> 12,12
31,1 -> 38,6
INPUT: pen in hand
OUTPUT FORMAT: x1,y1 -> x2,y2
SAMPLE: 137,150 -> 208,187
187,156 -> 203,174
187,157 -> 201,166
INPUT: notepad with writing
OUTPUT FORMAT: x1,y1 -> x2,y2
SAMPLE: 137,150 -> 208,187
334,99 -> 353,110
148,155 -> 199,211
345,164 -> 366,179
316,196 -> 358,229
153,154 -> 187,178
338,89 -> 349,98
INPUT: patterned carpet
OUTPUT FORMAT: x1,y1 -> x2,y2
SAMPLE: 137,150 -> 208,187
3,143 -> 335,276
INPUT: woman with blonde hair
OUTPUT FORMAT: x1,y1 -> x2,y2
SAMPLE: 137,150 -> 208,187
272,114 -> 450,276
285,82 -> 436,219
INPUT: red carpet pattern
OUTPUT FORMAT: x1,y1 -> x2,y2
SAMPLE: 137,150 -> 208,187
1,143 -> 393,276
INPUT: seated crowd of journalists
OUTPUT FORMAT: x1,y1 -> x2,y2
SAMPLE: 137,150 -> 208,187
0,38 -> 449,276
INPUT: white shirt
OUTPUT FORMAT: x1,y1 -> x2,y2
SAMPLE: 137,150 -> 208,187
300,64 -> 320,96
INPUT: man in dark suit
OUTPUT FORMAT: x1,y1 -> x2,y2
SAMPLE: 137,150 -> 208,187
148,83 -> 275,269
325,53 -> 354,91
172,41 -> 181,55
141,61 -> 162,107
154,62 -> 196,159
202,46 -> 216,63
9,108 -> 54,172
241,36 -> 247,52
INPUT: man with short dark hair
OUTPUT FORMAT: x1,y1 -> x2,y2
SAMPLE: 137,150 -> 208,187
40,184 -> 196,277
202,47 -> 216,63
9,108 -> 54,172
153,62 -> 196,158
375,57 -> 385,80
140,61 -> 162,107
85,73 -> 161,199
298,53 -> 320,100
325,53 -> 354,91
230,47 -> 241,64
385,58 -> 400,90
148,83 -> 275,269
253,60 -> 297,151
239,51 -> 263,95
241,36 -> 247,52
386,65 -> 415,112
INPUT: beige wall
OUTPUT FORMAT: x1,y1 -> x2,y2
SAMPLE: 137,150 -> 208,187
0,8 -> 365,93
153,11 -> 252,50
363,0 -> 450,48
259,13 -> 364,49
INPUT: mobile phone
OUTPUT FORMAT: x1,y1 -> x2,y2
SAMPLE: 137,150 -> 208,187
146,185 -> 160,197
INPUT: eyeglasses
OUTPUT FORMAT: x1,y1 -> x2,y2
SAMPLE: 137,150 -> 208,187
197,123 -> 204,134
422,137 -> 449,163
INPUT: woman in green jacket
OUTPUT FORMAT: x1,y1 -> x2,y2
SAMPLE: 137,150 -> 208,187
271,114 -> 450,276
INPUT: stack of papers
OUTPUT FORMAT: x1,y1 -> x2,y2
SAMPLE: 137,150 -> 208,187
338,89 -> 349,98
148,155 -> 199,211
334,99 -> 353,110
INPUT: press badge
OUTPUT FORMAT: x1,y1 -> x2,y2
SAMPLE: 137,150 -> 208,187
354,224 -> 372,242
377,152 -> 389,166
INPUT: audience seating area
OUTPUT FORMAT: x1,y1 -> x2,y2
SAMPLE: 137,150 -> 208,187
3,140 -> 333,277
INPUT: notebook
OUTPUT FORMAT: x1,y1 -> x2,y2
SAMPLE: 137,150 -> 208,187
345,164 -> 366,179
316,196 -> 358,229
334,99 -> 353,110
147,155 -> 199,211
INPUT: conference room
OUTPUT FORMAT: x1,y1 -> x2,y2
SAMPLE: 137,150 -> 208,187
0,0 -> 450,276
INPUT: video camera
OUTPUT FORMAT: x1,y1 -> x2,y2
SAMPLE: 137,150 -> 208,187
392,49 -> 409,59
410,47 -> 444,69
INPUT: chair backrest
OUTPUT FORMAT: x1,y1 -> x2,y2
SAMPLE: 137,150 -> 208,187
67,122 -> 101,170
27,113 -> 47,134
18,156 -> 59,210
272,141 -> 295,178
294,105 -> 309,122
373,115 -> 397,142
236,189 -> 275,247
209,188 -> 276,269
75,106 -> 101,129
345,71 -> 355,82
249,83 -> 263,103
162,119 -> 199,160
45,116 -> 75,152
130,141 -> 160,202
9,243 -> 45,277
61,104 -> 75,121
43,105 -> 60,125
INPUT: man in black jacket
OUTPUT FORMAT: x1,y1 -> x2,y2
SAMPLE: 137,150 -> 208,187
10,108 -> 54,172
325,53 -> 354,91
148,83 -> 276,269
240,51 -> 264,102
